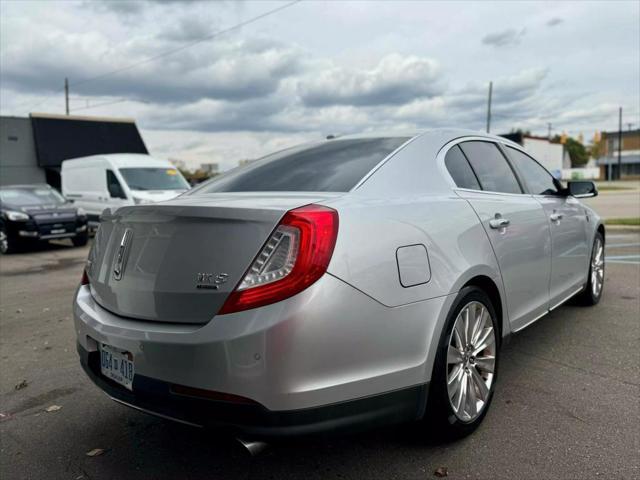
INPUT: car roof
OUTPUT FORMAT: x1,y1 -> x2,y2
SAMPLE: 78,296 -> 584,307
62,153 -> 170,168
0,184 -> 52,190
321,129 -> 522,151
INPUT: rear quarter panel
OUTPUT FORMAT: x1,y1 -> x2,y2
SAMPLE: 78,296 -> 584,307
325,193 -> 505,311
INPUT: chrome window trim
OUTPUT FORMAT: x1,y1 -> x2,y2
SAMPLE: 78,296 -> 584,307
351,134 -> 423,191
453,187 -> 531,198
501,143 -> 564,196
437,136 -> 528,195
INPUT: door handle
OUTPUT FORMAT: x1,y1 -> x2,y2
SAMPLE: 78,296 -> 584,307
550,212 -> 564,222
489,218 -> 510,229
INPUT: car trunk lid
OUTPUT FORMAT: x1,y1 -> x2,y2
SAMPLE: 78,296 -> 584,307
87,193 -> 339,324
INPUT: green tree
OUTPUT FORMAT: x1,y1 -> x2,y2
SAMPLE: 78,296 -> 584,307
552,134 -> 589,167
565,137 -> 589,167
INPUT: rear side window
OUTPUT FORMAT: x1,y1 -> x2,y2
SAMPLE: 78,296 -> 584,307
191,138 -> 409,193
445,145 -> 481,190
459,141 -> 522,194
505,147 -> 559,196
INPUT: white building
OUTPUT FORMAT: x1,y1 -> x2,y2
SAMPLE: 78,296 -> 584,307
501,133 -> 569,179
200,163 -> 219,174
169,158 -> 187,170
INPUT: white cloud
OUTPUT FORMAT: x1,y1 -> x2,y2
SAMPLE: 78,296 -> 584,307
298,54 -> 444,107
0,0 -> 638,170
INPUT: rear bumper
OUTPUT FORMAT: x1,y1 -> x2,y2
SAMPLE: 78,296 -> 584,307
78,342 -> 426,438
74,274 -> 453,435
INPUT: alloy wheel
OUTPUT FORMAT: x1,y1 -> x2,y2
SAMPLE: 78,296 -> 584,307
446,301 -> 496,423
591,236 -> 604,298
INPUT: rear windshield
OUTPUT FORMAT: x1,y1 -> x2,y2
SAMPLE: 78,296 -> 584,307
191,137 -> 409,193
0,188 -> 66,206
119,168 -> 189,191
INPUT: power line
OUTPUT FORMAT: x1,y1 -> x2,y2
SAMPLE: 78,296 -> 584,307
70,0 -> 302,89
23,87 -> 66,113
485,81 -> 492,133
69,98 -> 134,112
22,0 -> 302,114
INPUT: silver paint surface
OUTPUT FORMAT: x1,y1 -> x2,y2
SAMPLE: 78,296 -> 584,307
74,129 -> 601,412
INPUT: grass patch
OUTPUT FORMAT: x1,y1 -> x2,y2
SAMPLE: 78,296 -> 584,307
597,186 -> 633,191
605,217 -> 640,226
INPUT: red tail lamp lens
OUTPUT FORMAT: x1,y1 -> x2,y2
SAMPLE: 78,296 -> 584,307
219,204 -> 338,314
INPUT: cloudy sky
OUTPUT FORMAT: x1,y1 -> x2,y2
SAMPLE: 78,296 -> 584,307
1,0 -> 638,170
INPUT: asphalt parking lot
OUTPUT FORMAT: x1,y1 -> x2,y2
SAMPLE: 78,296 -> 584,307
1,233 -> 639,480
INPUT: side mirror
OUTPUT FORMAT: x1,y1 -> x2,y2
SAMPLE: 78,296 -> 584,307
567,181 -> 598,198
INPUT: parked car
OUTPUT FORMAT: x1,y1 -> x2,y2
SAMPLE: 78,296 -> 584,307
74,130 -> 604,439
0,184 -> 88,254
62,154 -> 189,229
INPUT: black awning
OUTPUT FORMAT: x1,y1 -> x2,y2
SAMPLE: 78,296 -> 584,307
30,115 -> 148,168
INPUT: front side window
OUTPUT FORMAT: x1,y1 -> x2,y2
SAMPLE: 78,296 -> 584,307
191,137 -> 410,194
119,168 -> 189,191
505,147 -> 559,196
459,141 -> 522,194
106,170 -> 126,199
445,145 -> 481,190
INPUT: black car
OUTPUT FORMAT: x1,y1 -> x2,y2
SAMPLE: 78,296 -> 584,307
0,184 -> 88,254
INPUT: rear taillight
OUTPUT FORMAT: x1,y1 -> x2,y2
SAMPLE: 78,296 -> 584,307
218,204 -> 339,314
81,269 -> 90,286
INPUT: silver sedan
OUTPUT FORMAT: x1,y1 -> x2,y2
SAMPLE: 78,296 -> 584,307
74,129 -> 604,439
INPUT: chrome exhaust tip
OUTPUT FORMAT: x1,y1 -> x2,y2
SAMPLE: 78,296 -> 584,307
236,437 -> 268,456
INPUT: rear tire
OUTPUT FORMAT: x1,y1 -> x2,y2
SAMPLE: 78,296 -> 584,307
424,286 -> 499,439
72,232 -> 89,247
576,231 -> 604,306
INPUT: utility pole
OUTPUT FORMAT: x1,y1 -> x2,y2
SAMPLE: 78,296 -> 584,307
64,78 -> 69,115
617,107 -> 622,179
547,122 -> 553,140
486,81 -> 493,133
628,123 -> 634,131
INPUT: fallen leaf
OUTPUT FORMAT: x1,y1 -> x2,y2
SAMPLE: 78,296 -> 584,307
86,448 -> 106,457
45,405 -> 62,412
434,466 -> 448,478
15,380 -> 28,390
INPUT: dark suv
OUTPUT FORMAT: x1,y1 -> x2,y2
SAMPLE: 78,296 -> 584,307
0,184 -> 88,254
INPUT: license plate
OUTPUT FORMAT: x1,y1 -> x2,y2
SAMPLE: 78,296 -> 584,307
51,228 -> 65,234
99,343 -> 134,390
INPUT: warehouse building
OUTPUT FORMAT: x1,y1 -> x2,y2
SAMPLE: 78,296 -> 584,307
500,132 -> 570,179
597,129 -> 640,180
0,113 -> 147,189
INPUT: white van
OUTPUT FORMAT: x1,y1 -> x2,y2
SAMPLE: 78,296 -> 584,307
62,154 -> 189,224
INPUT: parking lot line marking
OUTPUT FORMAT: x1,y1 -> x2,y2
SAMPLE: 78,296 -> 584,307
606,260 -> 640,265
606,255 -> 640,260
606,243 -> 640,248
